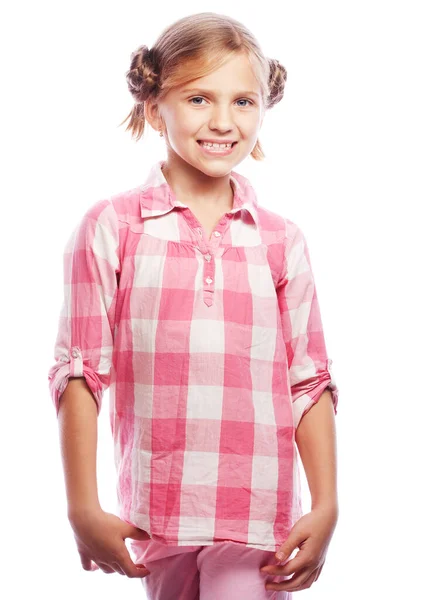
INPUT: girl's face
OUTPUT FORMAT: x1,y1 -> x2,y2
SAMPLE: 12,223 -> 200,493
149,53 -> 265,177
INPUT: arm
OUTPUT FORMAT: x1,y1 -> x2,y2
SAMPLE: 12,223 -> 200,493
262,387 -> 338,585
48,199 -> 120,417
276,221 -> 339,508
58,377 -> 102,520
276,221 -> 339,430
48,200 -> 120,516
295,387 -> 338,512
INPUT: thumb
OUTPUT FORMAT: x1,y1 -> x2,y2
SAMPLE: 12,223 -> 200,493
275,531 -> 299,562
125,525 -> 151,541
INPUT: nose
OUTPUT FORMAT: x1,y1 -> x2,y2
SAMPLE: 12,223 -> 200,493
208,103 -> 234,132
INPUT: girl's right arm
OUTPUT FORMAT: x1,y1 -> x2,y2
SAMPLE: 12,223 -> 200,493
49,201 -> 151,577
57,377 -> 101,520
57,376 -> 152,577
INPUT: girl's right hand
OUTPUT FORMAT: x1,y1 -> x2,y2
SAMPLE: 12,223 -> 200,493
68,508 -> 152,578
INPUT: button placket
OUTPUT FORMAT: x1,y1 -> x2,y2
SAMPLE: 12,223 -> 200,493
202,236 -> 218,307
192,216 -> 228,307
203,249 -> 215,307
202,221 -> 229,306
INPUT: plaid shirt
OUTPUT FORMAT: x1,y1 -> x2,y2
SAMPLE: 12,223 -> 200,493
48,159 -> 338,551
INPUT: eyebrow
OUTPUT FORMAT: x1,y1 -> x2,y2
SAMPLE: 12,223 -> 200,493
180,88 -> 259,98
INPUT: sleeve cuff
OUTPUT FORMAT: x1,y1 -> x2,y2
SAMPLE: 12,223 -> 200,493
48,346 -> 104,417
292,359 -> 339,430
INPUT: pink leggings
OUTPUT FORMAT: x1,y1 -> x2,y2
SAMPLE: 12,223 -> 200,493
131,538 -> 293,600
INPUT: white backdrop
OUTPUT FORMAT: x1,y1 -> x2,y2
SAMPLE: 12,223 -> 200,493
1,1 -> 426,598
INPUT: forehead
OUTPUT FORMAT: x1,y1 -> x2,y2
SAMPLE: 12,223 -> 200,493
179,53 -> 261,94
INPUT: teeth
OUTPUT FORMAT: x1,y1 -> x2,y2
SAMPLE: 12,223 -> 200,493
200,141 -> 233,149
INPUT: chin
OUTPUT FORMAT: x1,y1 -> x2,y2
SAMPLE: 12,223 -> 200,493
196,162 -> 237,177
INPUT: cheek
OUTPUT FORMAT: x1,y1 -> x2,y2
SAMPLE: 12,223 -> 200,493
169,110 -> 201,137
236,112 -> 261,132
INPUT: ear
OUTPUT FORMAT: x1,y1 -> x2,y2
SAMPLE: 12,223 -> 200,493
144,99 -> 163,133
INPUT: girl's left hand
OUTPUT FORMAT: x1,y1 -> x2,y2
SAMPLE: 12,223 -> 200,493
260,505 -> 338,592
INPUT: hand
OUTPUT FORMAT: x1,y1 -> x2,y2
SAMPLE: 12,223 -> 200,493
68,508 -> 152,578
260,505 -> 338,592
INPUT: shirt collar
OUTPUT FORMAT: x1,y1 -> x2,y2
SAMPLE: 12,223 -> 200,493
139,160 -> 260,229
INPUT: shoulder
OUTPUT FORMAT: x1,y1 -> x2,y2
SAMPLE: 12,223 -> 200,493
238,173 -> 301,244
256,204 -> 301,247
110,185 -> 143,223
79,184 -> 143,230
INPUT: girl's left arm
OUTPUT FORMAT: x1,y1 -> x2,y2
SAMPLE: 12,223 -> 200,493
260,222 -> 339,592
275,222 -> 339,432
275,220 -> 339,509
295,387 -> 338,512
260,393 -> 338,592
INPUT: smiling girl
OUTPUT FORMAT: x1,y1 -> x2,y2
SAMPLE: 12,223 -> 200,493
48,11 -> 339,600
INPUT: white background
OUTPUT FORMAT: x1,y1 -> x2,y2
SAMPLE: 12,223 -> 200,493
2,1 -> 426,598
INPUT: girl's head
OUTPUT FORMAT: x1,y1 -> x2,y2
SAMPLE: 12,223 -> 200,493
120,12 -> 287,173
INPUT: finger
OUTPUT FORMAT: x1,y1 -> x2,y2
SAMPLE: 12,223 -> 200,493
261,555 -> 304,577
121,562 -> 151,579
96,562 -> 116,574
124,525 -> 151,542
79,553 -> 99,572
111,562 -> 126,576
117,551 -> 151,578
133,527 -> 151,541
266,566 -> 315,592
79,555 -> 93,571
290,568 -> 318,591
279,556 -> 303,576
314,563 -> 324,582
275,532 -> 305,563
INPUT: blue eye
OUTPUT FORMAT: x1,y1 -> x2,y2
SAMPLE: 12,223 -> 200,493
189,97 -> 253,106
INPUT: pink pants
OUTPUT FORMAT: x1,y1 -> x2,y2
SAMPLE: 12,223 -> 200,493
131,538 -> 293,600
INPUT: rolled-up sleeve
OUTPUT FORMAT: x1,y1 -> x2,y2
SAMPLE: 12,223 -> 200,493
276,221 -> 339,430
48,199 -> 120,417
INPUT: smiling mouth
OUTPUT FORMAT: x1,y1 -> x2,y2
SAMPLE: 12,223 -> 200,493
197,141 -> 238,147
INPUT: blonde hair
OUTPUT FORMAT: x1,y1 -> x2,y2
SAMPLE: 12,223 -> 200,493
119,12 -> 287,160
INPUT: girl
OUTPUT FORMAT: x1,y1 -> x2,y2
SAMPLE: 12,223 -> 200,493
48,12 -> 339,600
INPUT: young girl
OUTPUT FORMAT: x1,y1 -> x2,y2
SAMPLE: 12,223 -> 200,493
48,12 -> 339,600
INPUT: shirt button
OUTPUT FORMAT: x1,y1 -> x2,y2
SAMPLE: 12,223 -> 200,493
204,253 -> 211,261
213,231 -> 220,237
205,277 -> 213,284
71,350 -> 79,358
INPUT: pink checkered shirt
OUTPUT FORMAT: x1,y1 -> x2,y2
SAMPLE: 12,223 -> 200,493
48,159 -> 338,552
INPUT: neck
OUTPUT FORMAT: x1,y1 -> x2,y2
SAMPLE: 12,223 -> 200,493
161,154 -> 235,210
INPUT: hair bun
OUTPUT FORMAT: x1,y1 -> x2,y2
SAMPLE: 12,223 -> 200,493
267,58 -> 287,109
125,44 -> 159,103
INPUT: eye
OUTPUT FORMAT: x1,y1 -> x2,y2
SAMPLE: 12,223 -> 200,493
188,97 -> 254,107
189,97 -> 207,105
